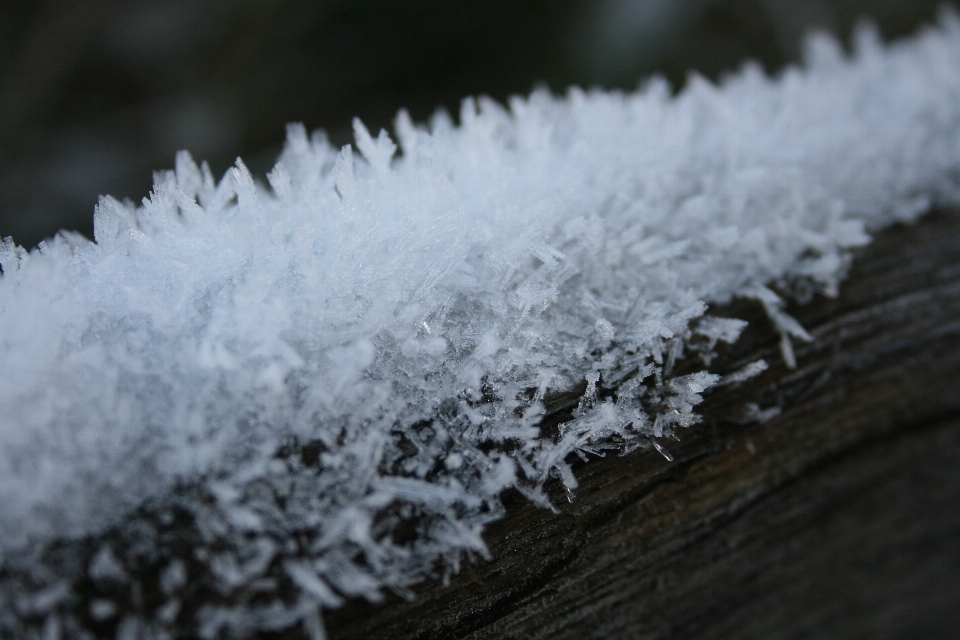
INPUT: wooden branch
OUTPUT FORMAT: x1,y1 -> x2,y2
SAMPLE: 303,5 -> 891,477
324,208 -> 960,639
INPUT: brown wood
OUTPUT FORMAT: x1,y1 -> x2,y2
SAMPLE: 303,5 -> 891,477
324,208 -> 960,639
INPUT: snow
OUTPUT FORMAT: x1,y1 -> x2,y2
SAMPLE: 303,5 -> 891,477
3,14 -> 960,638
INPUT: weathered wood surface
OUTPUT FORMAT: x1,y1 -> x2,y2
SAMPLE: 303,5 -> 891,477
324,208 -> 960,640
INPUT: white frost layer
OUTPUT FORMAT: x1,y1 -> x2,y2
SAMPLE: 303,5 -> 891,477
2,17 -> 960,633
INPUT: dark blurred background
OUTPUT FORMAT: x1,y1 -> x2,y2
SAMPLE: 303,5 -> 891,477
0,0 -> 949,249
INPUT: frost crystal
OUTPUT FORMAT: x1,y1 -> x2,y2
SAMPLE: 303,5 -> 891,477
3,16 -> 960,638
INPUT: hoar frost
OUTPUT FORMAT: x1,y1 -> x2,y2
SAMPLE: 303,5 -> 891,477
3,16 -> 960,639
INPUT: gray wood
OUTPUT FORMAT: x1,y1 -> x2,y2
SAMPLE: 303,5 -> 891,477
324,208 -> 960,640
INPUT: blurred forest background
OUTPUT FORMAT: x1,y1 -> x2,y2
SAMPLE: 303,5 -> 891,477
0,0 -> 950,250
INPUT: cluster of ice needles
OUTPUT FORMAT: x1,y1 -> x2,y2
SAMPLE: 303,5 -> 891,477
2,14 -> 960,639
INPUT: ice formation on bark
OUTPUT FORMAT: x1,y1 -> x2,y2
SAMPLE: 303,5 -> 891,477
2,15 -> 960,639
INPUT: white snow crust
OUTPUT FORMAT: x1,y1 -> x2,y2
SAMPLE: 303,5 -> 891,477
3,16 -> 960,638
